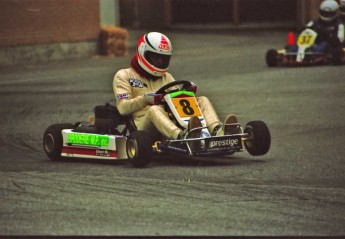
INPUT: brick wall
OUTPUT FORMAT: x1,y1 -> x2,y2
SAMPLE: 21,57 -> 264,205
0,0 -> 100,47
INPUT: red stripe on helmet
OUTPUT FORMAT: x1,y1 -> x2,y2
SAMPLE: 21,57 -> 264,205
137,35 -> 145,48
159,35 -> 171,51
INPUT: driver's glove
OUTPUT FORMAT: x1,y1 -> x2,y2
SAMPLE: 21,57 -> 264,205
144,93 -> 163,105
185,82 -> 197,94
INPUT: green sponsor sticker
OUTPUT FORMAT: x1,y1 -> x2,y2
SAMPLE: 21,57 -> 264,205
169,90 -> 195,98
67,133 -> 109,147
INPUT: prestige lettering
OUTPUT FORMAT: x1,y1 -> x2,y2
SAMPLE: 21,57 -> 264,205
209,138 -> 239,148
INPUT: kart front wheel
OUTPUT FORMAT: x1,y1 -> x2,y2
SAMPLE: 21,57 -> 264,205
266,49 -> 279,67
244,121 -> 271,156
43,123 -> 74,161
126,131 -> 152,168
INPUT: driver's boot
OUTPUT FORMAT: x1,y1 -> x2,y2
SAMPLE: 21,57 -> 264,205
223,114 -> 240,135
188,116 -> 202,151
212,114 -> 239,136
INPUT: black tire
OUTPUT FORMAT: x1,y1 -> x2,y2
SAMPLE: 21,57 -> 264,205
244,121 -> 271,156
266,49 -> 279,67
332,48 -> 343,65
43,123 -> 74,161
126,131 -> 152,168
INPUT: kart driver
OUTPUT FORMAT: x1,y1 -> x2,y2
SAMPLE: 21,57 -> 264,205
292,0 -> 344,53
339,0 -> 345,22
113,32 -> 238,142
339,0 -> 345,44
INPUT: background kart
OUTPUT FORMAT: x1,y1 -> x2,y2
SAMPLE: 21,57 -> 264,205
266,29 -> 345,67
43,80 -> 271,167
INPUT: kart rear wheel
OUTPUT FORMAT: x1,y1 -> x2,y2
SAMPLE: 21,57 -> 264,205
126,131 -> 152,168
244,121 -> 271,156
266,49 -> 279,67
331,48 -> 343,65
43,123 -> 74,161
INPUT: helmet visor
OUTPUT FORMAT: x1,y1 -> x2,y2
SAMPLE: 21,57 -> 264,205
144,51 -> 171,69
340,5 -> 345,13
319,9 -> 337,19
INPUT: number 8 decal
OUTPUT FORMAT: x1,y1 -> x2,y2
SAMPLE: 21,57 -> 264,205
179,99 -> 194,115
171,97 -> 201,118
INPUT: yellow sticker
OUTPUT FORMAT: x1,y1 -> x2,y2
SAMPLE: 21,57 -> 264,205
297,31 -> 316,46
171,97 -> 202,118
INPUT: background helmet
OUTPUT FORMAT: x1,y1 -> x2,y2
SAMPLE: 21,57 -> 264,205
319,0 -> 339,22
339,0 -> 345,17
136,32 -> 173,77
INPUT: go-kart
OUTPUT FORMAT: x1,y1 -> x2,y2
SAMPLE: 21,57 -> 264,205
43,80 -> 271,167
266,28 -> 345,67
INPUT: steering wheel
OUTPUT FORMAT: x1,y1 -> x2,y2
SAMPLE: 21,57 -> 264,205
156,80 -> 193,95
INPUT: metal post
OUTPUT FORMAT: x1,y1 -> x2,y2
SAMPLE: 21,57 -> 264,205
133,0 -> 140,28
100,0 -> 119,26
163,0 -> 172,28
298,0 -> 307,29
232,0 -> 239,27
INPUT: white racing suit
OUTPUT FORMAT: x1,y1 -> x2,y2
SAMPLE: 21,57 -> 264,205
113,67 -> 220,140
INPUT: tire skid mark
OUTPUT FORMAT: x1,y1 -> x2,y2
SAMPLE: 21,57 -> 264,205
2,172 -> 141,198
2,171 -> 345,220
3,171 -> 345,206
2,134 -> 41,153
1,172 -> 221,203
0,208 -> 86,217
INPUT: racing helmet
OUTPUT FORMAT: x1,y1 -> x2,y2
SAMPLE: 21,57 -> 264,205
339,0 -> 345,18
136,32 -> 173,77
319,0 -> 339,22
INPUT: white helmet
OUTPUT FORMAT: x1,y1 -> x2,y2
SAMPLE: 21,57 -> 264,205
319,0 -> 339,22
339,0 -> 345,17
136,32 -> 173,77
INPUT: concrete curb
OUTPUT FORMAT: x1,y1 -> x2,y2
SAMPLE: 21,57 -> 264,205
0,25 -> 292,67
0,41 -> 98,66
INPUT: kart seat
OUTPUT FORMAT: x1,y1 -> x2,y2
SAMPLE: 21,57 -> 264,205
73,122 -> 98,134
73,103 -> 137,135
94,102 -> 137,135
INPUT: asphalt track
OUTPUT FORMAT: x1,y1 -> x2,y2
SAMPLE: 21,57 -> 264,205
1,30 -> 345,236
